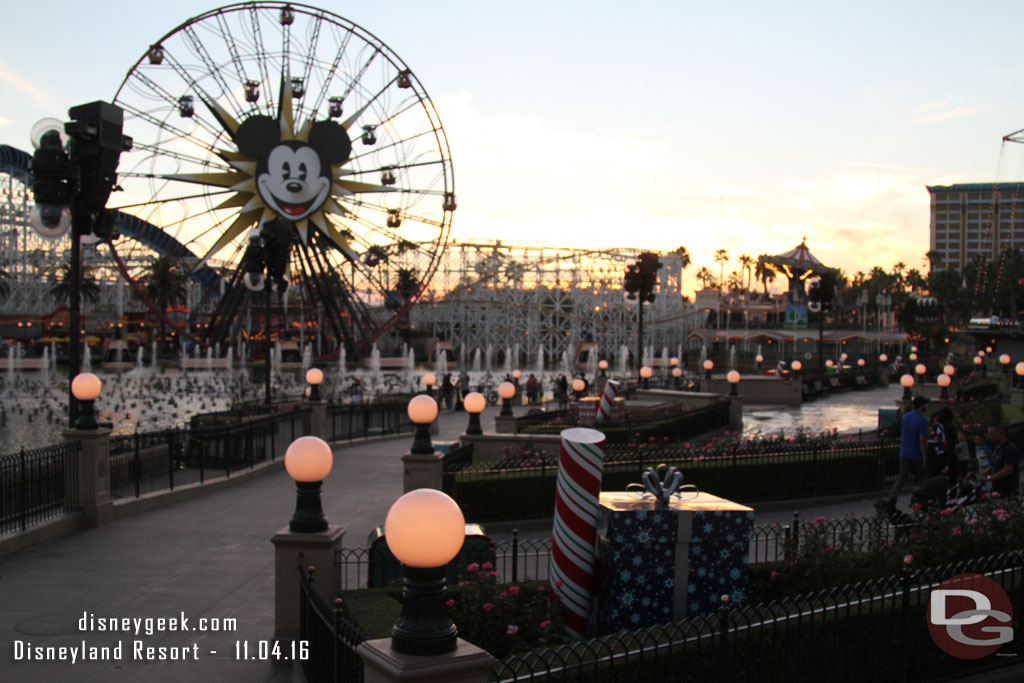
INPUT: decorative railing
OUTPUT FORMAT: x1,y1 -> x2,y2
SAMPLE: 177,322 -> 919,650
0,441 -> 81,535
325,402 -> 413,442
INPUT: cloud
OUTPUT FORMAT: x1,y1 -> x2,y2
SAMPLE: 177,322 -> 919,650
700,185 -> 751,199
0,118 -> 9,128
0,59 -> 56,109
914,98 -> 981,124
786,180 -> 816,190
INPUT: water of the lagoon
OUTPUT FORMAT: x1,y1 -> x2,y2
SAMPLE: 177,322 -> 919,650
743,384 -> 903,438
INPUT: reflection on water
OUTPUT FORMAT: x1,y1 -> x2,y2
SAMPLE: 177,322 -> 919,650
743,385 -> 903,437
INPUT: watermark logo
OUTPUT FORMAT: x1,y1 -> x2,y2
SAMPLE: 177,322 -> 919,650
927,573 -> 1013,659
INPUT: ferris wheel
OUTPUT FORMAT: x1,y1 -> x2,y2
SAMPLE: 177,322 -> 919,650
108,1 -> 454,355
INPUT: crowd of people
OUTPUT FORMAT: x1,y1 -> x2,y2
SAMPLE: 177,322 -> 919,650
887,396 -> 1020,514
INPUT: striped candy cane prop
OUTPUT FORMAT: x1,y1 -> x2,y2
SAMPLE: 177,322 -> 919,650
550,427 -> 606,638
595,380 -> 620,423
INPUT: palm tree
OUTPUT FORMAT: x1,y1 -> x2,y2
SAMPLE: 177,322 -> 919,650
49,261 -> 101,307
695,266 -> 716,289
673,246 -> 692,296
754,259 -> 776,295
144,256 -> 189,348
727,270 -> 744,293
714,249 -> 729,291
924,250 -> 942,274
739,254 -> 755,291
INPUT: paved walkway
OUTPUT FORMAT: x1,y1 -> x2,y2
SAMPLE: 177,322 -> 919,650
0,404 -> 1013,681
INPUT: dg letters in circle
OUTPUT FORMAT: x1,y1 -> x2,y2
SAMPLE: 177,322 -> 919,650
927,574 -> 1014,659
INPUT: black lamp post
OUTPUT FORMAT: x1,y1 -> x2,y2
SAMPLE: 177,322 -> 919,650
306,367 -> 323,402
464,391 -> 485,435
29,102 -> 131,428
624,252 -> 661,383
384,489 -> 466,656
408,395 -> 439,454
498,381 -> 516,416
284,436 -> 333,533
71,372 -> 102,430
243,219 -> 293,406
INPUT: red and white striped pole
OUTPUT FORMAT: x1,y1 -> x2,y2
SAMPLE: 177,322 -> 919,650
550,427 -> 606,638
595,379 -> 619,423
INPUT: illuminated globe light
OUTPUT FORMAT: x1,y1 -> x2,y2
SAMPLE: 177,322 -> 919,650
640,366 -> 653,379
900,373 -> 915,400
726,370 -> 741,396
840,353 -> 848,361
826,360 -> 834,368
911,345 -> 918,353
915,364 -> 927,376
909,353 -> 918,362
755,354 -> 764,363
1017,362 -> 1024,377
974,356 -> 983,365
672,367 -> 683,377
463,391 -> 486,436
986,346 -> 993,353
71,372 -> 102,401
512,369 -> 522,380
791,360 -> 802,371
305,367 -> 324,401
943,365 -> 955,376
598,360 -> 609,370
1000,354 -> 1011,366
857,358 -> 866,367
979,350 -> 986,357
407,395 -> 439,454
385,489 -> 466,656
422,372 -> 437,387
385,489 -> 466,568
285,436 -> 333,482
879,354 -> 888,363
670,357 -> 679,366
71,372 -> 103,430
937,374 -> 951,387
572,378 -> 586,392
703,360 -> 714,371
498,381 -> 516,416
284,436 -> 334,533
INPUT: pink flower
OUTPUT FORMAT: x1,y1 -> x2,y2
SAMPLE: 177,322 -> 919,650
483,603 -> 493,612
910,502 -> 922,511
813,516 -> 825,525
649,436 -> 656,442
939,508 -> 953,516
507,625 -> 519,635
467,562 -> 480,572
446,599 -> 455,607
903,554 -> 914,565
770,571 -> 779,581
540,620 -> 552,629
952,527 -> 962,536
482,562 -> 494,570
509,585 -> 520,595
992,491 -> 1001,498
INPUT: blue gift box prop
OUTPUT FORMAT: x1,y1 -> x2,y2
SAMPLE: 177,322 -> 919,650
595,492 -> 754,633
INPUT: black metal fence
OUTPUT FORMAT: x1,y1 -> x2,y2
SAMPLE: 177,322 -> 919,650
300,561 -> 368,683
325,402 -> 413,442
0,441 -> 81,535
491,550 -> 1024,683
336,512 -> 907,591
109,406 -> 309,498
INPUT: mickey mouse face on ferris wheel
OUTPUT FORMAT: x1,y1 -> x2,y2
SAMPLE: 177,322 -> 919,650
234,115 -> 352,222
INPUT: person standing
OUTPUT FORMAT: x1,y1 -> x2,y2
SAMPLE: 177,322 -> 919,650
525,373 -> 539,405
980,424 -> 1020,499
887,396 -> 930,511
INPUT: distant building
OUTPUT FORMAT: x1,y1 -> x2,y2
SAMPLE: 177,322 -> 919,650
927,183 -> 1024,271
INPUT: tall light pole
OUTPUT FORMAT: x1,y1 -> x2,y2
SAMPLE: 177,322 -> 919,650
243,219 -> 293,406
624,252 -> 661,382
29,102 -> 131,427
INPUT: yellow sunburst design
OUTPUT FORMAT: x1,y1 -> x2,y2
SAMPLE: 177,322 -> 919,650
164,72 -> 395,264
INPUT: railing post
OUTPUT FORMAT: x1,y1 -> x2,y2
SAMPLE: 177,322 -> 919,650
134,432 -> 141,498
511,528 -> 519,583
899,566 -> 913,683
792,511 -> 800,553
168,431 -> 176,492
19,447 -> 27,532
717,595 -> 732,683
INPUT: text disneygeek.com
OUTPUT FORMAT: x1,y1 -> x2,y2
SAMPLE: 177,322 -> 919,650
7,611 -> 316,664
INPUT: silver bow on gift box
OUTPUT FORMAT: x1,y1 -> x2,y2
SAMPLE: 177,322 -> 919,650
626,464 -> 699,506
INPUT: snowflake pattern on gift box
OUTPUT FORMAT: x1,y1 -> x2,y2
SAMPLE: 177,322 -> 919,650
685,510 -> 754,617
599,508 -> 677,634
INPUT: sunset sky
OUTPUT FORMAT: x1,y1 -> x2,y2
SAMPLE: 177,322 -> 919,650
4,1 -> 1024,295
